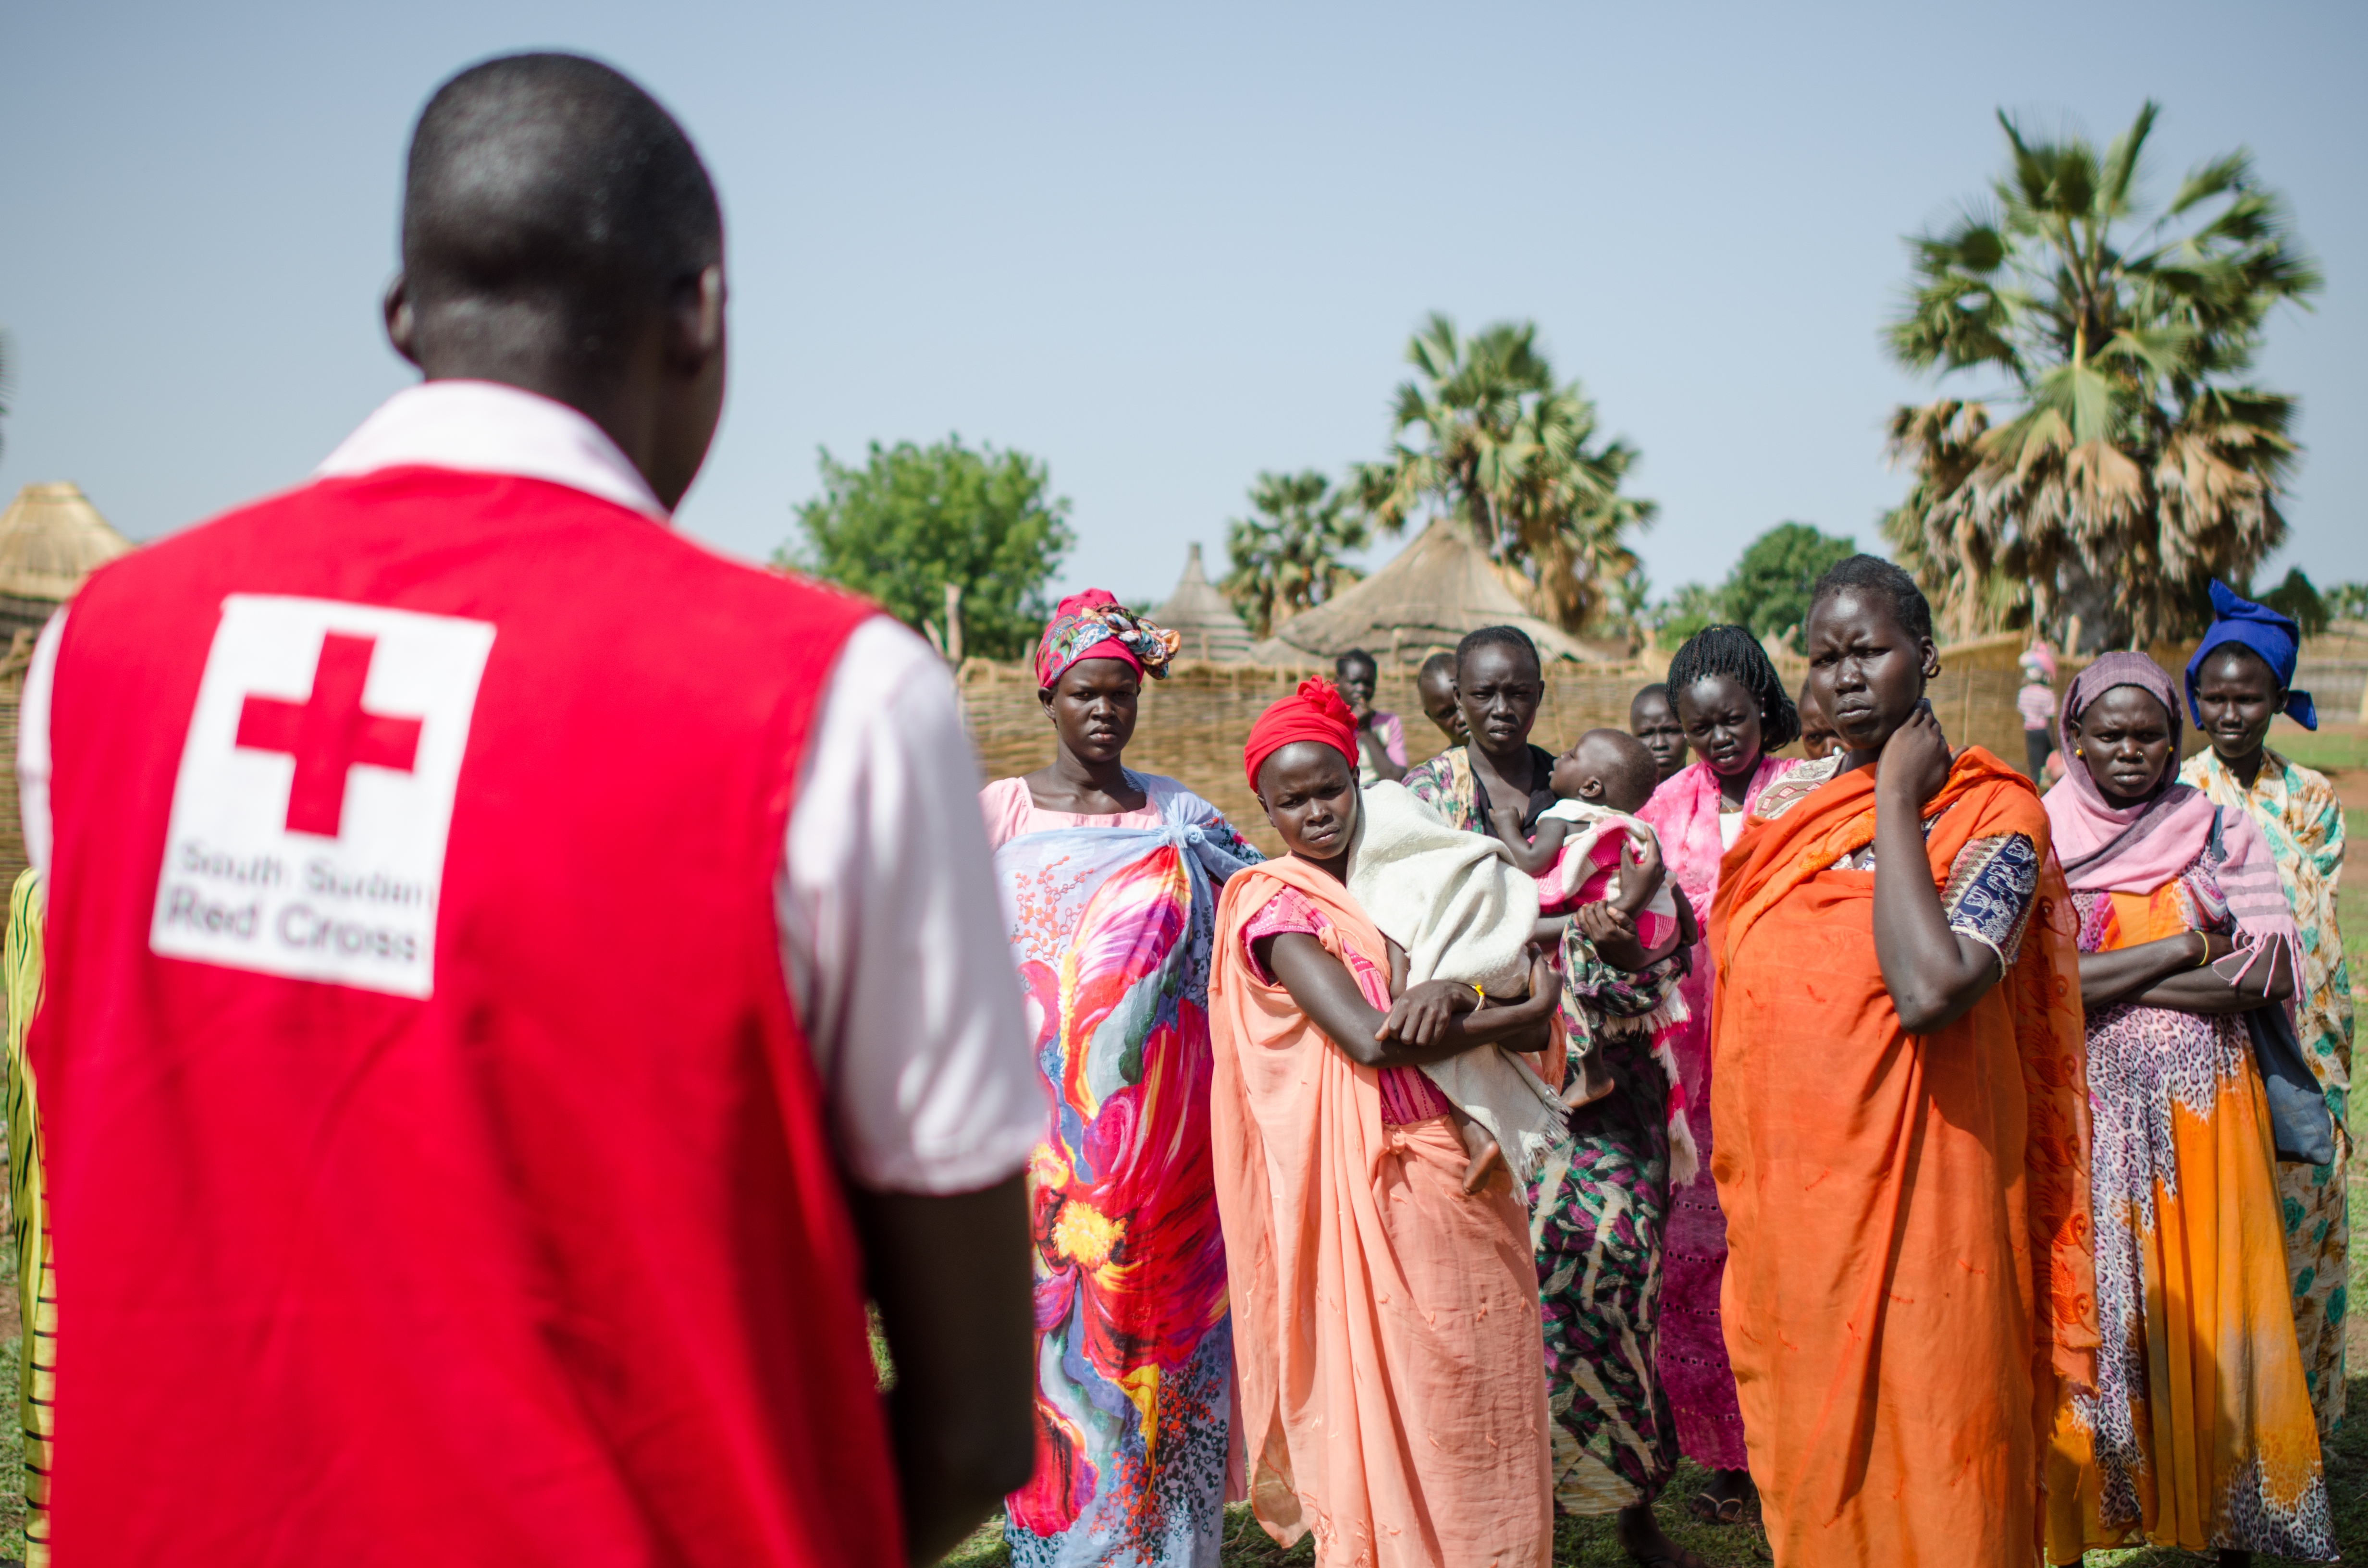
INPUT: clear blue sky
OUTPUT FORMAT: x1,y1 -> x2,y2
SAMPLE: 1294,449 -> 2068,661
6,1 -> 2362,609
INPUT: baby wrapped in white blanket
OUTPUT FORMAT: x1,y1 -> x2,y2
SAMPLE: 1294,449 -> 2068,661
1344,780 -> 1572,1186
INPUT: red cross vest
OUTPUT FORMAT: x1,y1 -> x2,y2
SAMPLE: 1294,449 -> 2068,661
31,465 -> 901,1566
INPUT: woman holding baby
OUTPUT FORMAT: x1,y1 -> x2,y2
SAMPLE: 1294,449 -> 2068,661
1209,677 -> 1563,1567
1399,628 -> 1702,1568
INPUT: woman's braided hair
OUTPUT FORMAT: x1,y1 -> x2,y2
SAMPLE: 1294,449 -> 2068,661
1665,625 -> 1801,750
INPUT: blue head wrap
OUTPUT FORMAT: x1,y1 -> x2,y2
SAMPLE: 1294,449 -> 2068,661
2184,578 -> 2316,731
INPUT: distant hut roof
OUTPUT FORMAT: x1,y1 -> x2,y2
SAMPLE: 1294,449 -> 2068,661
1149,542 -> 1254,662
1246,519 -> 1609,667
0,483 -> 134,602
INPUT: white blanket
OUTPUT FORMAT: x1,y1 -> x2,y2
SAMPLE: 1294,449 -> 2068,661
1345,781 -> 1570,1182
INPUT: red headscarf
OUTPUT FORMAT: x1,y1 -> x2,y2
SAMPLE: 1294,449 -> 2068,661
1243,678 -> 1358,792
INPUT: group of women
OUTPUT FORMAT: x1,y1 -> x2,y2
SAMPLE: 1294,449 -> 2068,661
978,563 -> 2348,1568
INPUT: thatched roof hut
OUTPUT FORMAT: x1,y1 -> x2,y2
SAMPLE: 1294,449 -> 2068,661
0,483 -> 134,637
1149,543 -> 1253,662
1246,519 -> 1609,667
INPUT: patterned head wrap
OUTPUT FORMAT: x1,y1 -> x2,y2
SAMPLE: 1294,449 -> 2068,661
1243,678 -> 1358,792
1034,589 -> 1182,688
2185,578 -> 2316,730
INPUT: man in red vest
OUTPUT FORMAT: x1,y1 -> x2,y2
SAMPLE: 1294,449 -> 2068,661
17,54 -> 1039,1567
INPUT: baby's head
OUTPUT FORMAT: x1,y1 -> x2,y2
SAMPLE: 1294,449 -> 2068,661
1549,729 -> 1661,815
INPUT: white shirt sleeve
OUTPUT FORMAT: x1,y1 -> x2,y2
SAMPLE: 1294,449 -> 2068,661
776,617 -> 1043,1194
18,609 -> 64,875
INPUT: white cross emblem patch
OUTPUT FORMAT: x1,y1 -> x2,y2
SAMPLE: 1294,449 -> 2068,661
150,595 -> 496,997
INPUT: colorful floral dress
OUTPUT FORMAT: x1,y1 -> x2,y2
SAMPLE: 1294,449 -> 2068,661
2044,844 -> 2335,1561
1403,745 -> 1692,1515
988,773 -> 1261,1568
2181,746 -> 2351,1435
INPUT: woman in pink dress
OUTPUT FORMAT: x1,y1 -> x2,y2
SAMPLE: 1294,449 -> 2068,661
1633,625 -> 1800,1524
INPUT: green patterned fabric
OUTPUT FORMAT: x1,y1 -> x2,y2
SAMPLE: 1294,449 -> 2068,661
2180,747 -> 2351,1435
7,868 -> 53,1566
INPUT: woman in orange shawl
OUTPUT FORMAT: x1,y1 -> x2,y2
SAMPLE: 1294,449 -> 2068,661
1208,681 -> 1560,1568
1709,557 -> 2095,1567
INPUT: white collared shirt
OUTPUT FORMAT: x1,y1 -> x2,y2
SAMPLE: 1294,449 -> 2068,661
18,380 -> 1042,1195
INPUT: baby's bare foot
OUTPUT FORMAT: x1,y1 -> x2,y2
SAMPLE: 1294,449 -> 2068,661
1561,1057 -> 1616,1109
1460,1140 -> 1505,1194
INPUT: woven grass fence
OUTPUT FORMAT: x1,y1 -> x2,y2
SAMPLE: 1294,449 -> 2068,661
962,651 -> 2056,858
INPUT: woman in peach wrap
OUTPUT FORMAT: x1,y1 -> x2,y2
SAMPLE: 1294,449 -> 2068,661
1710,558 -> 2095,1567
1209,680 -> 1557,1568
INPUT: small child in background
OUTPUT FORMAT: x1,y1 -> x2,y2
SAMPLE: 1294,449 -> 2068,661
1415,650 -> 1468,745
1487,730 -> 1690,1107
2017,642 -> 2058,781
1334,649 -> 1407,784
1628,682 -> 1688,786
1796,676 -> 1840,759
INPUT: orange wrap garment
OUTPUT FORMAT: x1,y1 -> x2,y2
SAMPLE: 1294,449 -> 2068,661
1207,855 -> 1553,1568
1708,748 -> 2095,1566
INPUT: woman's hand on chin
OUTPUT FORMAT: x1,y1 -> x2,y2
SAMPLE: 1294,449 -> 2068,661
1876,700 -> 1951,808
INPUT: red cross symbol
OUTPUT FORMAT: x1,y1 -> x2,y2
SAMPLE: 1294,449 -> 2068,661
234,632 -> 424,837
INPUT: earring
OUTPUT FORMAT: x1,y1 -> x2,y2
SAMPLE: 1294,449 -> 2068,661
2075,747 -> 2084,758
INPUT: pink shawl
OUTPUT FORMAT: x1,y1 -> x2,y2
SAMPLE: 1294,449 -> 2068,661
1638,754 -> 1798,924
2042,650 -> 2299,987
1636,753 -> 1795,1185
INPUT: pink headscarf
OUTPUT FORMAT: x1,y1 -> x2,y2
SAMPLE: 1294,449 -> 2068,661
1033,590 -> 1182,687
2044,653 -> 2215,894
2021,641 -> 2057,681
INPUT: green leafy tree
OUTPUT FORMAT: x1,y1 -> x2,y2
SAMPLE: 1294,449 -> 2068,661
2324,581 -> 2368,623
1886,101 -> 2320,647
783,436 -> 1073,660
1643,583 -> 1723,649
1721,523 -> 1857,640
1352,314 -> 1654,633
2251,565 -> 2329,637
1221,471 -> 1368,639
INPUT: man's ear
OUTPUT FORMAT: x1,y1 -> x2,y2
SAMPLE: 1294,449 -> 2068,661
665,265 -> 726,374
383,274 -> 421,369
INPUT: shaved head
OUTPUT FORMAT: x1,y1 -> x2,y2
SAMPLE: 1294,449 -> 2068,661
401,53 -> 721,385
1577,729 -> 1660,813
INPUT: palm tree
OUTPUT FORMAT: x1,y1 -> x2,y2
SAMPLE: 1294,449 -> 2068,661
1886,102 -> 2319,648
1351,314 -> 1653,634
1220,471 -> 1369,639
